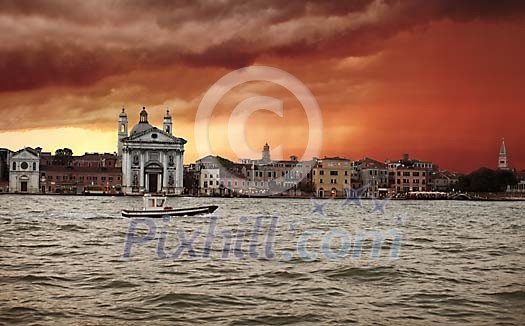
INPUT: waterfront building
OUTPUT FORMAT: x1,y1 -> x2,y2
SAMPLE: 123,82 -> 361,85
196,155 -> 246,196
0,148 -> 11,192
393,166 -> 428,193
247,157 -> 314,196
8,147 -> 41,193
386,154 -> 435,193
312,157 -> 352,198
498,139 -> 509,170
430,170 -> 460,192
196,154 -> 313,196
199,167 -> 221,196
39,152 -> 121,194
353,158 -> 389,198
119,107 -> 186,195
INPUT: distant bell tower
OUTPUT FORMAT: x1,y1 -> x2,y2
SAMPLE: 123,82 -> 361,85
498,138 -> 508,170
118,107 -> 128,157
163,109 -> 173,135
261,142 -> 271,163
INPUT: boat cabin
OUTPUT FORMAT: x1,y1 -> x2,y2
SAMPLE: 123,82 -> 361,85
143,195 -> 168,211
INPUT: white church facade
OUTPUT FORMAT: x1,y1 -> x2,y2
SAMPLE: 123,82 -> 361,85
9,147 -> 41,193
118,107 -> 186,195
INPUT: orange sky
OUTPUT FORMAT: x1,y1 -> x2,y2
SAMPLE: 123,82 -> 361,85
0,0 -> 524,172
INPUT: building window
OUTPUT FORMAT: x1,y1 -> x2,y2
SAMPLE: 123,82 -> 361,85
33,162 -> 37,171
12,162 -> 16,170
330,171 -> 338,176
319,170 -> 324,176
319,178 -> 324,184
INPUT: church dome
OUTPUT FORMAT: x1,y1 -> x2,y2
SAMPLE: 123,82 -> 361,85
130,122 -> 153,135
130,107 -> 153,135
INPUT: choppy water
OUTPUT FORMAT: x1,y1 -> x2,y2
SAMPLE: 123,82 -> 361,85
0,195 -> 524,325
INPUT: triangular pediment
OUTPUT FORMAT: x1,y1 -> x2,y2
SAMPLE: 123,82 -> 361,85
12,147 -> 39,160
124,127 -> 187,144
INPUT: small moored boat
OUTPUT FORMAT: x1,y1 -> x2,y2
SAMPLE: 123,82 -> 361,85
122,195 -> 218,218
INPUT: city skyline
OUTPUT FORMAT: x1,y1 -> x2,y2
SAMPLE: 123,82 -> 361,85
0,106 -> 520,174
1,1 -> 524,172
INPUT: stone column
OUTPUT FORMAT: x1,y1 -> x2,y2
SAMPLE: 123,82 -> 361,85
162,151 -> 168,190
126,149 -> 131,191
139,150 -> 145,190
176,150 -> 184,190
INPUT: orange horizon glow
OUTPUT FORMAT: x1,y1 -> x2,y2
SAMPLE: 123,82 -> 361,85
1,2 -> 524,173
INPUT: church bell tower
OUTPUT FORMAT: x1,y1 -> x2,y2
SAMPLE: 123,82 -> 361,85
118,107 -> 128,157
163,109 -> 173,135
261,142 -> 271,164
498,138 -> 508,170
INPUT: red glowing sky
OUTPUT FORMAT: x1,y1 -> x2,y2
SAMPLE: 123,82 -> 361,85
0,0 -> 524,172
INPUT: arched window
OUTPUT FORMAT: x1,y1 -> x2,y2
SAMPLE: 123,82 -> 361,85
166,126 -> 170,133
33,162 -> 37,171
12,162 -> 16,170
120,124 -> 125,133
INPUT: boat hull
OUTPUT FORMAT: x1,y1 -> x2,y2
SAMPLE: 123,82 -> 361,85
122,205 -> 218,218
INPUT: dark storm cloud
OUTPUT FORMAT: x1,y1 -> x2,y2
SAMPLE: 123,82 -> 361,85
0,0 -> 524,92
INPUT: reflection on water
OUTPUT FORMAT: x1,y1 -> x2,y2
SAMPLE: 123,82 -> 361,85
0,195 -> 524,324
